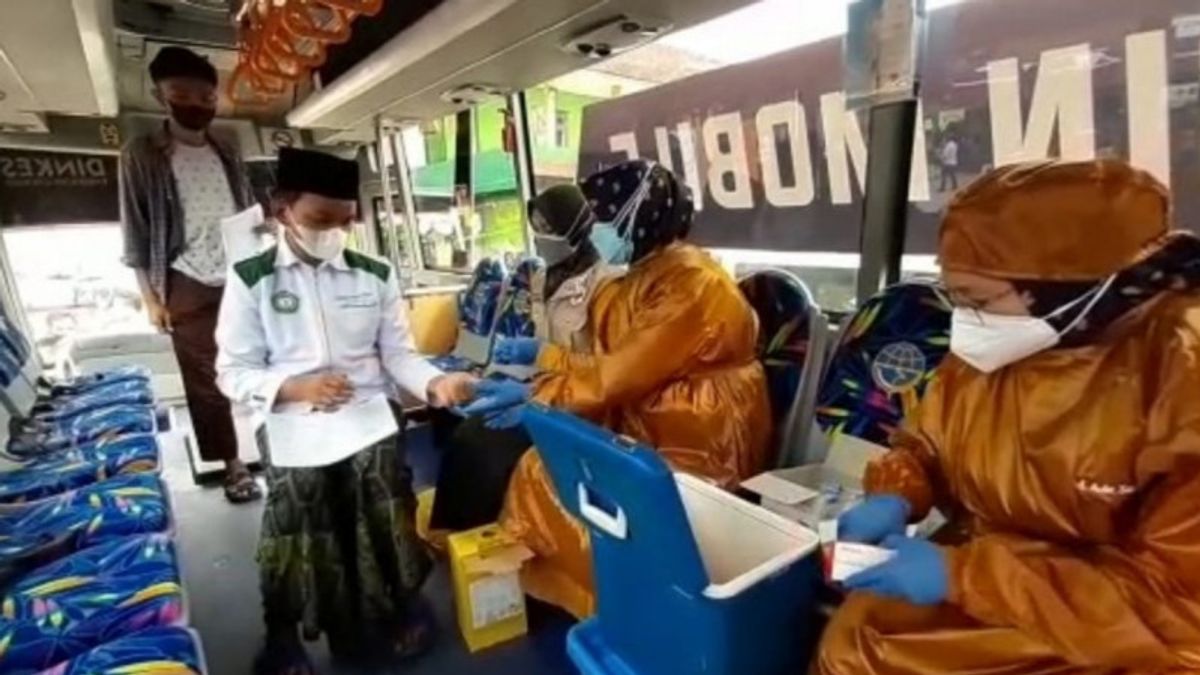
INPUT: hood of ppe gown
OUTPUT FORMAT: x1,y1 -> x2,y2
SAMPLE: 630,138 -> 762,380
939,160 -> 1170,281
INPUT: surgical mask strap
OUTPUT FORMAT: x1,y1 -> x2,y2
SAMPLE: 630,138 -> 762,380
608,168 -> 654,244
1052,274 -> 1117,335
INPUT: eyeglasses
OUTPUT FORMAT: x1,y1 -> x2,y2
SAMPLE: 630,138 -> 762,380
945,287 -> 1018,311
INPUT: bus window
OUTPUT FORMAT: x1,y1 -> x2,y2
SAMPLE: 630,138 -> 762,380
401,107 -> 529,274
2,223 -> 149,365
527,0 -> 922,310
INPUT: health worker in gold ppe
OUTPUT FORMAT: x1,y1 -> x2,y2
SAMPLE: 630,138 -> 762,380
466,160 -> 772,618
818,159 -> 1200,674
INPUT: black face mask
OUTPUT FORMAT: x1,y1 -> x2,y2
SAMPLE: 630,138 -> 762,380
169,103 -> 216,132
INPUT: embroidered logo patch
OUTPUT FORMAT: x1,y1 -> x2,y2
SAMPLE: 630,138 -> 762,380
271,290 -> 300,314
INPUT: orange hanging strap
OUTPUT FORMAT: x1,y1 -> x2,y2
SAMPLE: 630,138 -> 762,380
281,2 -> 353,44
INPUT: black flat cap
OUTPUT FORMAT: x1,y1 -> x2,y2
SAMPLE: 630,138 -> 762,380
277,147 -> 360,201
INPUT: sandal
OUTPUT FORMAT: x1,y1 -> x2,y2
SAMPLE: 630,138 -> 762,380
224,468 -> 263,504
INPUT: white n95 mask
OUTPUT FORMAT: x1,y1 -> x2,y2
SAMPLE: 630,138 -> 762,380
949,276 -> 1115,374
293,225 -> 348,261
949,310 -> 1061,373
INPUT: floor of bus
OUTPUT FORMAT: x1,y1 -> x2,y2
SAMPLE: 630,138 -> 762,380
162,419 -> 576,674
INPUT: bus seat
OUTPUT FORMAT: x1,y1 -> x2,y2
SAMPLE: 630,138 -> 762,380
0,473 -> 170,569
7,406 -> 158,460
41,366 -> 152,400
42,625 -> 207,675
26,380 -> 154,425
0,433 -> 161,504
429,258 -> 507,372
406,292 -> 460,356
0,534 -> 184,674
738,269 -> 830,468
814,281 -> 951,454
486,256 -> 545,381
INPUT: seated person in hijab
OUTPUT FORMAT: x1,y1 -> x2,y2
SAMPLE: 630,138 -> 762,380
463,160 -> 772,618
818,160 -> 1200,674
429,185 -> 622,533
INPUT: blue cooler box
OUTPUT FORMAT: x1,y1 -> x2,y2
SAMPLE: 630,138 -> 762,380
523,405 -> 822,675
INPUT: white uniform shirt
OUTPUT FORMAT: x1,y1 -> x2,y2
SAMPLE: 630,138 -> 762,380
215,241 -> 443,415
170,143 -> 235,285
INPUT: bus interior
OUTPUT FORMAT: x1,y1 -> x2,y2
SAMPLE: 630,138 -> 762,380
0,0 -> 1197,672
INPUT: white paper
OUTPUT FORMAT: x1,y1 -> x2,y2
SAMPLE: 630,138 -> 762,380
264,394 -> 398,468
831,542 -> 896,582
469,572 -> 524,629
741,473 -> 820,506
221,204 -> 272,264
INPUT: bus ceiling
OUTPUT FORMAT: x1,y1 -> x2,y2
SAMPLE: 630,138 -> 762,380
0,0 -> 301,145
286,0 -> 761,139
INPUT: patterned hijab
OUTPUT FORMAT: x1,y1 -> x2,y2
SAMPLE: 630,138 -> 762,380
580,160 -> 695,264
1016,233 -> 1200,348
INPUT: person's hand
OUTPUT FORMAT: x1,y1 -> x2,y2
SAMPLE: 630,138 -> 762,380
279,372 -> 354,411
838,494 -> 910,544
427,372 -> 477,408
483,405 -> 524,430
146,298 -> 172,333
493,337 -> 541,366
458,379 -> 530,417
843,535 -> 949,606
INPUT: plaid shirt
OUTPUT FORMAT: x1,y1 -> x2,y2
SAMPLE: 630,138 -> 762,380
119,121 -> 252,301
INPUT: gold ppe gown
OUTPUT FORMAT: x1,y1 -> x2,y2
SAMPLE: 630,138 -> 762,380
818,160 -> 1200,674
500,242 -> 772,618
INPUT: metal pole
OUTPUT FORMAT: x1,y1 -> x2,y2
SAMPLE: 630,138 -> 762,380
850,0 -> 925,305
373,116 -> 403,270
855,99 -> 918,304
389,125 -> 426,272
508,91 -> 537,253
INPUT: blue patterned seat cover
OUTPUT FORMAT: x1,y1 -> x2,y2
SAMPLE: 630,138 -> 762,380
0,474 -> 169,565
9,409 -> 157,459
0,435 -> 161,504
0,314 -> 31,369
459,258 -> 506,336
37,626 -> 204,675
737,271 -> 816,445
0,352 -> 19,391
0,534 -> 184,674
493,257 -> 544,339
815,282 -> 951,447
28,383 -> 154,425
429,258 -> 507,373
43,367 -> 151,400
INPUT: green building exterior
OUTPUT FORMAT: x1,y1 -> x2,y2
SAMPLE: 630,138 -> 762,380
409,86 -> 603,262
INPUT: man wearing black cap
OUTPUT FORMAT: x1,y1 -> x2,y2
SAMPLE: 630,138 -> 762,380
119,46 -> 259,503
215,148 -> 475,672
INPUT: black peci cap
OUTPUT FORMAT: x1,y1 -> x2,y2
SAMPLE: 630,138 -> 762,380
149,46 -> 218,86
276,147 -> 360,201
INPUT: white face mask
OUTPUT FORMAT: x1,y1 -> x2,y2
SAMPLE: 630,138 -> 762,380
949,276 -> 1114,373
291,224 -> 348,261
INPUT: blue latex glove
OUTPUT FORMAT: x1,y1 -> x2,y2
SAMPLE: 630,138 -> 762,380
483,405 -> 525,430
843,535 -> 949,606
458,379 -> 531,417
838,494 -> 910,544
493,337 -> 541,365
